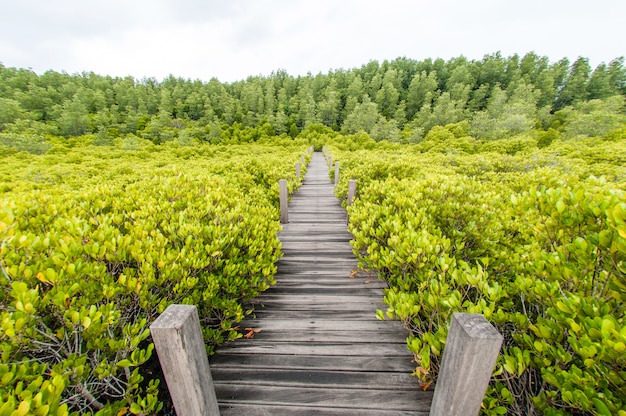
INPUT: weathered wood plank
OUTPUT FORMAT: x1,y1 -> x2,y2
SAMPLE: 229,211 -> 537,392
249,310 -> 383,321
231,318 -> 397,332
218,403 -> 428,416
211,353 -> 415,372
214,385 -> 432,412
212,368 -> 418,390
250,294 -> 386,304
222,330 -> 407,343
265,287 -> 386,296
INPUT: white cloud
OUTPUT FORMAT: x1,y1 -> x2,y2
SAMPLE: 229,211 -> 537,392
1,0 -> 624,82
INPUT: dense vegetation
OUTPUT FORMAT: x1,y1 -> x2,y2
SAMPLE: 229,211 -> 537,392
1,52 -> 625,145
1,52 -> 625,415
323,124 -> 625,415
0,138 -> 310,414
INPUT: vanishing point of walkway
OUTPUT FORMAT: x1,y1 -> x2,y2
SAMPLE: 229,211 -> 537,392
210,152 -> 433,415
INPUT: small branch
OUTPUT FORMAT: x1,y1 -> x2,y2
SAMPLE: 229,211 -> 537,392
77,384 -> 104,411
0,239 -> 12,283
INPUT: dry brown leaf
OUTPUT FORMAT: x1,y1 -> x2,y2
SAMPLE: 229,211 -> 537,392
349,269 -> 357,279
244,328 -> 262,338
419,380 -> 433,391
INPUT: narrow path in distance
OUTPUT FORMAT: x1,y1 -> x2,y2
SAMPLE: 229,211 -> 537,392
210,152 -> 433,415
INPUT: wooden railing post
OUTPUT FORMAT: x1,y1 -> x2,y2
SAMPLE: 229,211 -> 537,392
334,162 -> 340,186
150,305 -> 220,416
301,155 -> 305,166
348,179 -> 357,206
429,313 -> 503,416
296,162 -> 301,179
279,179 -> 289,224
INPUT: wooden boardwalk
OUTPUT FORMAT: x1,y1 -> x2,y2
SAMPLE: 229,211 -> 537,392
210,152 -> 433,415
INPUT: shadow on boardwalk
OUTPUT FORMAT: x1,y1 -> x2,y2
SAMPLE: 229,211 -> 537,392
210,152 -> 433,415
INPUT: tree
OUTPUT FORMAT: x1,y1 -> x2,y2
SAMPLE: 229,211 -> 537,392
0,98 -> 26,130
371,118 -> 400,142
342,74 -> 365,120
446,64 -> 475,101
394,101 -> 407,129
295,84 -> 318,128
342,96 -> 381,134
269,109 -> 289,134
414,91 -> 468,132
470,82 -> 537,140
607,57 -> 626,95
476,52 -> 508,89
407,71 -> 438,120
555,57 -> 591,110
264,78 -> 277,116
375,80 -> 400,119
317,79 -> 341,128
58,99 -> 89,137
561,96 -> 626,138
520,52 -> 549,84
468,84 -> 490,112
241,78 -> 264,117
587,63 -> 614,100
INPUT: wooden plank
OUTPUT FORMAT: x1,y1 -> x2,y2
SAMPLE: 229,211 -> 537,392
275,264 -> 356,273
265,287 -> 386,296
212,368 -> 418,390
250,310 -> 383,321
215,342 -> 410,357
210,353 -> 415,373
231,318 -> 395,332
223,330 -> 407,344
218,403 -> 428,416
250,300 -> 386,311
249,294 -> 386,307
214,385 -> 432,412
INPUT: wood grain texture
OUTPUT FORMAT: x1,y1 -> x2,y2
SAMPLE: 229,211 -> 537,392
210,152 -> 432,415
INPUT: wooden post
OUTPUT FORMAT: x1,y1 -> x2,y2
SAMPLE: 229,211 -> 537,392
334,162 -> 340,186
348,179 -> 357,206
429,313 -> 503,416
279,179 -> 289,224
150,305 -> 220,416
301,155 -> 305,166
296,162 -> 301,179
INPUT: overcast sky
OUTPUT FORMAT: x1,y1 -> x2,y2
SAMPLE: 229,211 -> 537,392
0,0 -> 624,83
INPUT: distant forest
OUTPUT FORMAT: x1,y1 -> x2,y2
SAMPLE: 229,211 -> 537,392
1,52 -> 625,145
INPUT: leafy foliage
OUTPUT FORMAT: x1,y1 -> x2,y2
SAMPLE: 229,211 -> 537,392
325,129 -> 626,415
1,53 -> 624,145
0,141 -> 309,414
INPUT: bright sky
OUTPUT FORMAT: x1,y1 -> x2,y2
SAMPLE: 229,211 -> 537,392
1,0 -> 624,83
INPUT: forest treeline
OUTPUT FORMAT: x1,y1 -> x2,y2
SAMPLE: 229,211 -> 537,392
1,52 -> 625,146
